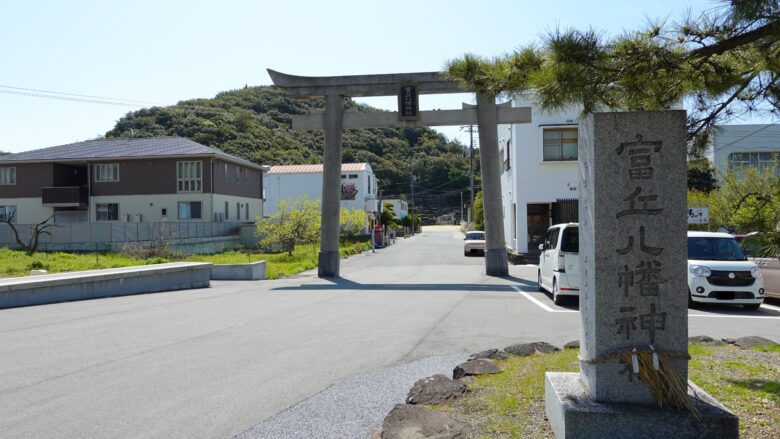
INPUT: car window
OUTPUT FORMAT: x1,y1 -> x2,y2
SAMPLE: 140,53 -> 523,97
561,227 -> 579,253
688,237 -> 747,261
465,232 -> 484,240
550,228 -> 560,250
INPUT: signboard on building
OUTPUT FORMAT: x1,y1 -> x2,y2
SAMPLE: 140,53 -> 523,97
398,84 -> 418,121
687,206 -> 709,224
341,183 -> 358,200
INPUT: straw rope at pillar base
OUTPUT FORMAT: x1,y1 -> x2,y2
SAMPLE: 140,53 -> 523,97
582,348 -> 700,421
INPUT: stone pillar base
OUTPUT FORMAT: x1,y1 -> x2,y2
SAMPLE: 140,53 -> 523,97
317,251 -> 340,278
485,248 -> 508,277
545,372 -> 738,439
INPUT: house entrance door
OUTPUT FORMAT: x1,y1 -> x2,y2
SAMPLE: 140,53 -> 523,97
527,203 -> 550,253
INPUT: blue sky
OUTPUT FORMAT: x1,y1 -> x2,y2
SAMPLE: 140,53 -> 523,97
1,0 -> 723,153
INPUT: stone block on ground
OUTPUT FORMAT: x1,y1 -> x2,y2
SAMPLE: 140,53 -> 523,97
468,348 -> 509,361
723,335 -> 777,347
504,341 -> 561,357
545,372 -> 738,439
406,374 -> 468,405
452,359 -> 502,380
563,340 -> 580,349
381,404 -> 468,439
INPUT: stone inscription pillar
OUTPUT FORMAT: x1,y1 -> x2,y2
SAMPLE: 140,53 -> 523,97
578,111 -> 688,403
476,92 -> 509,277
318,93 -> 344,277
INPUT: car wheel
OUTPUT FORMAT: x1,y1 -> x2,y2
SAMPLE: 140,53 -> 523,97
553,278 -> 563,306
743,303 -> 761,311
538,270 -> 544,292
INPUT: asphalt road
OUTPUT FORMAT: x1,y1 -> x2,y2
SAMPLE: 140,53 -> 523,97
1,225 -> 778,439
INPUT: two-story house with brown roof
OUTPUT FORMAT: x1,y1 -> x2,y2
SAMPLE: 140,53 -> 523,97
0,137 -> 267,225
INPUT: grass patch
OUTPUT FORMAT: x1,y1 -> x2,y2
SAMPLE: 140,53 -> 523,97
441,343 -> 779,438
0,241 -> 371,280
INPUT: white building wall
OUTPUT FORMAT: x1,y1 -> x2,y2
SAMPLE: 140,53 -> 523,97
711,124 -> 780,179
90,194 -> 213,222
0,197 -> 53,224
264,166 -> 377,216
211,193 -> 263,222
503,97 -> 581,253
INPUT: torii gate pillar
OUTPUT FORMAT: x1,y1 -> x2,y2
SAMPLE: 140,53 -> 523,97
319,93 -> 344,277
476,91 -> 508,276
268,69 -> 525,277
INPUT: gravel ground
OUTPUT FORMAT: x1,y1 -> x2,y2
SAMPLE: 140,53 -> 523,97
233,354 -> 467,439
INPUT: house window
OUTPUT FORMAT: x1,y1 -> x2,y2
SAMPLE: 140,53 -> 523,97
0,205 -> 17,222
225,201 -> 229,220
224,163 -> 229,182
245,203 -> 249,220
542,127 -> 578,161
236,202 -> 240,220
728,152 -> 780,178
177,161 -> 202,193
341,174 -> 347,179
161,208 -> 168,218
348,174 -> 358,179
178,201 -> 202,220
0,167 -> 16,185
236,166 -> 241,183
245,169 -> 250,185
96,203 -> 119,221
94,163 -> 119,182
505,139 -> 511,171
368,175 -> 371,194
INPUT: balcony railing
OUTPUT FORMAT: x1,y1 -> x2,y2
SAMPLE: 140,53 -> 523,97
42,186 -> 89,207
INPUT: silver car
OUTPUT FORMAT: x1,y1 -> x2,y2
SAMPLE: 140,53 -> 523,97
464,231 -> 486,256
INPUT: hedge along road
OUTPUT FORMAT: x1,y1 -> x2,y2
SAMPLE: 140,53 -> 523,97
1,225 -> 777,439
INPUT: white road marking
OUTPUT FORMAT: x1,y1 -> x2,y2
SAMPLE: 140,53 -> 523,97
688,314 -> 780,319
514,286 -> 780,319
511,286 -> 577,313
760,302 -> 780,312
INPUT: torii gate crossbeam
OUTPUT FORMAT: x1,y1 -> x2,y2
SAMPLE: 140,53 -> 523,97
268,68 -> 532,277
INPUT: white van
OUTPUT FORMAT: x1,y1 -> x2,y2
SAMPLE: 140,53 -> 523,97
537,223 -> 580,304
687,231 -> 765,309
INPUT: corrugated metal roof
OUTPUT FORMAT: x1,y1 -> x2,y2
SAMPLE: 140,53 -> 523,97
268,163 -> 369,174
0,136 -> 264,170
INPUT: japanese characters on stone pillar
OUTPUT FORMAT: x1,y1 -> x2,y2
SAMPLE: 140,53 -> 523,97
578,111 -> 688,404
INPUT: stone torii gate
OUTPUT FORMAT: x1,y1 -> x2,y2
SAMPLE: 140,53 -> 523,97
268,69 -> 531,277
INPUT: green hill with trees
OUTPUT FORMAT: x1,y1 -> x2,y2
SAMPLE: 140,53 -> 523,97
105,86 -> 478,217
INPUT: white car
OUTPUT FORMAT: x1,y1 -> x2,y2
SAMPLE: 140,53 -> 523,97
464,231 -> 486,256
537,223 -> 580,305
688,231 -> 765,310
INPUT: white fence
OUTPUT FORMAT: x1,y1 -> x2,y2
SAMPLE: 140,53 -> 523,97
0,221 -> 248,246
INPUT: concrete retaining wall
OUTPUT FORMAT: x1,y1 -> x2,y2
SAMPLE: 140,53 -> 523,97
0,262 -> 212,309
211,261 -> 266,280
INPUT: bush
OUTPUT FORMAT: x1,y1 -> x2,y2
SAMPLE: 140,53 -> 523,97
27,260 -> 48,271
119,243 -> 179,260
145,257 -> 170,265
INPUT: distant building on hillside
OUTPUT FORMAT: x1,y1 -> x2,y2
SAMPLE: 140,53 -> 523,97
264,163 -> 379,217
709,124 -> 780,180
0,136 -> 267,225
382,198 -> 408,220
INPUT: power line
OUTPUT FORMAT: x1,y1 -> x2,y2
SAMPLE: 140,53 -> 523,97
0,89 -> 144,107
0,84 -> 162,105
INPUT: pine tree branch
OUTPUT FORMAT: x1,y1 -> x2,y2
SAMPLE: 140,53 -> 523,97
688,19 -> 780,59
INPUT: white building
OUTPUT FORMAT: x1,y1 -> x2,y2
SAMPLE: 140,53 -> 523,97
500,97 -> 581,255
710,124 -> 780,180
265,163 -> 379,216
382,198 -> 408,220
